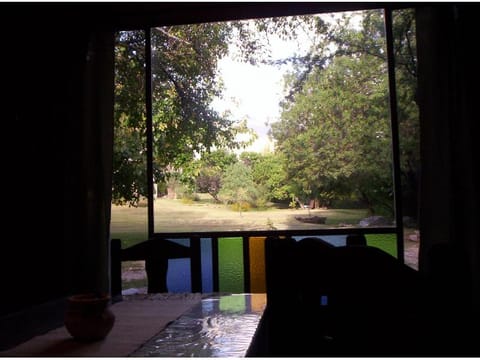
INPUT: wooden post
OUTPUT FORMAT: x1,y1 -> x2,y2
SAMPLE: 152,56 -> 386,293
110,239 -> 122,302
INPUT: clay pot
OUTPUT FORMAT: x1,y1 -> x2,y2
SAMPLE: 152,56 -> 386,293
64,293 -> 115,341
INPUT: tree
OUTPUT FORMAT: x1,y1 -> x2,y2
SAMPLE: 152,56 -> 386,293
241,152 -> 290,202
220,162 -> 259,212
113,31 -> 148,206
194,150 -> 238,202
271,9 -> 407,215
113,25 -> 249,206
274,9 -> 419,217
113,15 -> 318,206
273,53 -> 391,210
327,9 -> 419,217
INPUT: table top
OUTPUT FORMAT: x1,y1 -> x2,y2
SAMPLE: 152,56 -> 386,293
130,293 -> 267,357
0,296 -> 201,357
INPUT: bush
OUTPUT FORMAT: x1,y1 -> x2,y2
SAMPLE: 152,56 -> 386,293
253,197 -> 269,210
182,192 -> 200,202
331,198 -> 365,209
230,201 -> 251,212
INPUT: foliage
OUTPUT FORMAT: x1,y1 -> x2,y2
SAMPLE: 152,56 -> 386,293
150,24 -> 234,171
114,24 -> 252,205
203,149 -> 239,170
194,150 -> 238,202
270,9 -> 419,217
219,162 -> 260,212
114,25 -> 235,205
113,9 -> 419,220
273,54 -> 391,211
195,168 -> 222,202
328,9 -> 419,215
113,31 -> 147,206
113,15 -> 320,206
241,152 -> 290,202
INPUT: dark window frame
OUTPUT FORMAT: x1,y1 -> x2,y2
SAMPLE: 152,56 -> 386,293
141,4 -> 407,264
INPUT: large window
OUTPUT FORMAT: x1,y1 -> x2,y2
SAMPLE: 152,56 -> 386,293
111,6 -> 420,292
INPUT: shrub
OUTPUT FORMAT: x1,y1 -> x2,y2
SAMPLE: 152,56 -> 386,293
230,201 -> 251,212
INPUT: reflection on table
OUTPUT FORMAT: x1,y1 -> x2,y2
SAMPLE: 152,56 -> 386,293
130,293 -> 266,357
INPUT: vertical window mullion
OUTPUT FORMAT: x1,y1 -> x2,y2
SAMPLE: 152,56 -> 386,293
384,8 -> 405,264
145,27 -> 154,238
243,236 -> 251,293
212,237 -> 219,292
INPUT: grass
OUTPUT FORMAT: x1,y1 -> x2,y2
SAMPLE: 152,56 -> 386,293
322,208 -> 370,226
111,197 -> 370,248
113,232 -> 148,249
112,197 -> 413,290
110,204 -> 148,248
366,234 -> 397,258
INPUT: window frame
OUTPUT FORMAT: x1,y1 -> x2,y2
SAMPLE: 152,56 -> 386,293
141,5 -> 406,264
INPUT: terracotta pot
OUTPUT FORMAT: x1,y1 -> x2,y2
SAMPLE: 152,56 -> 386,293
64,293 -> 115,341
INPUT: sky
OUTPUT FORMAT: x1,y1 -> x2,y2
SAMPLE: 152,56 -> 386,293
211,58 -> 284,153
210,11 -> 362,154
211,23 -> 313,153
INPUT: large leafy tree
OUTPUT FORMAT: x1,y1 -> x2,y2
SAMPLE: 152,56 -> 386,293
113,31 -> 147,206
271,9 -> 418,217
193,149 -> 238,202
327,9 -> 419,217
150,25 -> 238,170
113,17 -> 310,206
272,53 -> 391,211
113,26 -> 244,206
219,162 -> 259,212
241,152 -> 290,202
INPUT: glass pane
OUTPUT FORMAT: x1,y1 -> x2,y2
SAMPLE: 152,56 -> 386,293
219,294 -> 246,312
165,238 -> 191,292
365,233 -> 397,258
201,238 -> 214,293
112,10 -> 422,297
218,237 -> 244,293
111,29 -> 148,244
112,30 -> 148,292
149,10 -> 397,234
249,237 -> 266,293
167,258 -> 191,292
392,8 -> 420,270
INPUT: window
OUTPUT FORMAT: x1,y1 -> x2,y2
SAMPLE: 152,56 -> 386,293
111,6 -> 420,293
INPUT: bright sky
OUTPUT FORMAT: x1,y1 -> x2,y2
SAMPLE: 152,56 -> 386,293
212,59 -> 283,152
211,29 -> 311,153
211,11 -> 362,154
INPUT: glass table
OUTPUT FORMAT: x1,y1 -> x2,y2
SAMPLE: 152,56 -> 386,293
130,293 -> 266,357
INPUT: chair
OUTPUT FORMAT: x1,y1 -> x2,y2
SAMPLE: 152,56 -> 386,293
302,244 -> 423,355
263,236 -> 336,356
263,236 -> 423,356
111,238 -> 192,296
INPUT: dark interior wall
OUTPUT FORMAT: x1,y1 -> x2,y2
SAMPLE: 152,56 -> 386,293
4,22 -> 86,316
417,4 -> 479,317
3,6 -> 114,319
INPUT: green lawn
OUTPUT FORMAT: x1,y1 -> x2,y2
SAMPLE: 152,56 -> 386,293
112,199 -> 402,291
366,234 -> 397,258
111,198 -> 371,248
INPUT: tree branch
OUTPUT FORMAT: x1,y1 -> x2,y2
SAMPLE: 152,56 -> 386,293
155,27 -> 192,45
